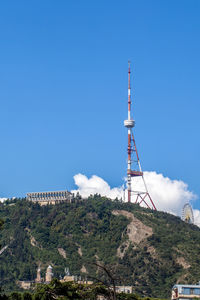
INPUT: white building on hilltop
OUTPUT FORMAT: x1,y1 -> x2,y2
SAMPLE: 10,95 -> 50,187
26,190 -> 75,206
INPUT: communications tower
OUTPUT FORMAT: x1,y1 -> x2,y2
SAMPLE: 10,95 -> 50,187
124,62 -> 156,210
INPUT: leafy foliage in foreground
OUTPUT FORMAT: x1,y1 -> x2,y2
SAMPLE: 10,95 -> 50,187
0,279 -> 167,299
0,196 -> 200,298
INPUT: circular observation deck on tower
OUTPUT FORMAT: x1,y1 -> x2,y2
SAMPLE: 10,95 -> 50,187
124,119 -> 135,128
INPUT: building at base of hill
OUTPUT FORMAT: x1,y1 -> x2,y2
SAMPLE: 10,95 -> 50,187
115,286 -> 133,294
17,281 -> 32,290
17,264 -> 133,297
172,283 -> 200,299
60,275 -> 93,285
97,286 -> 133,300
17,265 -> 53,289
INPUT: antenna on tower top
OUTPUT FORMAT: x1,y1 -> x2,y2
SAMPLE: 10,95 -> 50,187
124,62 -> 156,210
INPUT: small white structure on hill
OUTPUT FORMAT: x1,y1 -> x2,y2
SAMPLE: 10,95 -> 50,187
45,265 -> 53,283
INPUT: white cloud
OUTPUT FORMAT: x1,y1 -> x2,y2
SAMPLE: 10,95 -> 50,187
193,209 -> 200,227
0,198 -> 7,203
71,171 -> 200,226
71,174 -> 123,200
141,171 -> 196,215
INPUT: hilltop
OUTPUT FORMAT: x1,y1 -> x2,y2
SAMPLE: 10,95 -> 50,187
0,196 -> 200,298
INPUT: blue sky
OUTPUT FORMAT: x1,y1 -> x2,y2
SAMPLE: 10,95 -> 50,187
0,1 -> 200,209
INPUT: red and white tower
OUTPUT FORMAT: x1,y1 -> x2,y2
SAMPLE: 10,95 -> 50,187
124,62 -> 156,210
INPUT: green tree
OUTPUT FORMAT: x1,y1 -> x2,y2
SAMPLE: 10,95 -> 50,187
0,219 -> 4,248
9,292 -> 22,300
22,292 -> 33,300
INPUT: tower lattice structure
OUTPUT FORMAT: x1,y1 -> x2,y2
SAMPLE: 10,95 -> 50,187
124,62 -> 156,210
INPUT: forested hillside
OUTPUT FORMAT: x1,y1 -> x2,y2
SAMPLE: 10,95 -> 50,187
0,196 -> 200,298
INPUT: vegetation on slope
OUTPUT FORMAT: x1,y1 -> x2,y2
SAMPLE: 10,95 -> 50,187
0,195 -> 200,298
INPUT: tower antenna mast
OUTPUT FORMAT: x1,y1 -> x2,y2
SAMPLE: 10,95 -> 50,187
124,62 -> 156,209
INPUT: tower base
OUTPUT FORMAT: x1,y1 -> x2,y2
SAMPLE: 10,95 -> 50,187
134,191 -> 156,210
